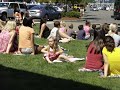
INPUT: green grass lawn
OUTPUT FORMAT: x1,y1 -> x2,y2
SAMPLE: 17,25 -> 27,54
0,25 -> 120,90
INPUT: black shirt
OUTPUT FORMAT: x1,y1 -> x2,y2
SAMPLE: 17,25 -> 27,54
14,8 -> 20,13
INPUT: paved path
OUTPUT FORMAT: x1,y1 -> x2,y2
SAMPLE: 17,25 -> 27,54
35,7 -> 120,31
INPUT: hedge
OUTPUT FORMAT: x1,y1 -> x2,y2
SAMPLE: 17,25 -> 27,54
61,11 -> 80,18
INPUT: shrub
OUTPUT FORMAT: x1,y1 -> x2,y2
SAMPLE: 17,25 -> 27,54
61,11 -> 80,18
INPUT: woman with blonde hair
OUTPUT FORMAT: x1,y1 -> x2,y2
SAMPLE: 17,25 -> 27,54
59,21 -> 74,43
41,36 -> 79,63
0,21 -> 17,53
60,21 -> 67,33
0,19 -> 6,32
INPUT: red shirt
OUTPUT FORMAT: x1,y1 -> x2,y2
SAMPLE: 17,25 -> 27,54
84,42 -> 103,70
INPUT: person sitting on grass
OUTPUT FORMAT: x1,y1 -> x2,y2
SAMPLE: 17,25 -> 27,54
13,4 -> 22,23
41,36 -> 77,63
59,21 -> 67,33
97,23 -> 109,40
78,36 -> 104,72
38,18 -> 50,39
18,17 -> 35,55
17,18 -> 44,55
90,24 -> 98,41
102,36 -> 120,78
107,23 -> 120,47
76,25 -> 85,40
48,21 -> 74,43
66,23 -> 74,37
0,21 -> 18,54
83,21 -> 91,40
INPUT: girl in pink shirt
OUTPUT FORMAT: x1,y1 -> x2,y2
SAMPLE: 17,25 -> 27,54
83,21 -> 91,39
41,36 -> 77,63
59,21 -> 67,33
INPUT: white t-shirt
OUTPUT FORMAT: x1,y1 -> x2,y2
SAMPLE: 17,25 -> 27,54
48,27 -> 58,39
111,34 -> 120,47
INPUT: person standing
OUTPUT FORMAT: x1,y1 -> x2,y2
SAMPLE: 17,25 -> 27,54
80,6 -> 84,18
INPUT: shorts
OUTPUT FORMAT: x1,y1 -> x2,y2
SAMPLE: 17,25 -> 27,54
21,48 -> 33,54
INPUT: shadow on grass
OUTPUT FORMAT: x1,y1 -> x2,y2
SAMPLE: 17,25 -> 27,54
0,65 -> 107,90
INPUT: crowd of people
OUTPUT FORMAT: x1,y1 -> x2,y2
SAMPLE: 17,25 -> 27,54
78,22 -> 120,78
0,13 -> 120,78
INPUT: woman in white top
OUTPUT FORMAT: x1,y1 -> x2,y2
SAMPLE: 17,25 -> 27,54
107,23 -> 120,47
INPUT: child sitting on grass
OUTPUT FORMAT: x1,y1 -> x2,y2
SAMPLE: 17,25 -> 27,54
41,36 -> 81,63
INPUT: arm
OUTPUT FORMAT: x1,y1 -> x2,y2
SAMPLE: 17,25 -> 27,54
5,31 -> 15,53
103,53 -> 109,77
41,46 -> 53,63
39,23 -> 46,38
65,28 -> 67,33
56,46 -> 63,55
41,46 -> 49,54
17,48 -> 22,54
59,30 -> 72,39
18,13 -> 22,20
31,33 -> 35,55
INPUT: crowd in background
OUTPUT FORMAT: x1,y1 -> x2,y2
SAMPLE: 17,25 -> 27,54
0,11 -> 120,78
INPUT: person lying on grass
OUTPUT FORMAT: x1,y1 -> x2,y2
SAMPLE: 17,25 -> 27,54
41,36 -> 77,63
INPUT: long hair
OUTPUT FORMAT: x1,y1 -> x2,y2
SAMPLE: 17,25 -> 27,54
48,36 -> 59,53
94,36 -> 105,54
102,23 -> 109,34
109,23 -> 118,33
105,36 -> 115,52
0,20 -> 6,29
40,18 -> 47,29
89,36 -> 105,54
3,21 -> 16,32
60,20 -> 66,27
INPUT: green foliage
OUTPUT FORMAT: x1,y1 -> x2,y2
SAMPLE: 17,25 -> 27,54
61,11 -> 80,18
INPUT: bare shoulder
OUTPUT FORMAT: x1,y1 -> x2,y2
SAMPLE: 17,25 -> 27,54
41,23 -> 46,27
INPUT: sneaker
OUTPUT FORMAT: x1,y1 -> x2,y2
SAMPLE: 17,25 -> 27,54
53,60 -> 63,63
69,58 -> 85,62
34,35 -> 40,38
78,68 -> 93,72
